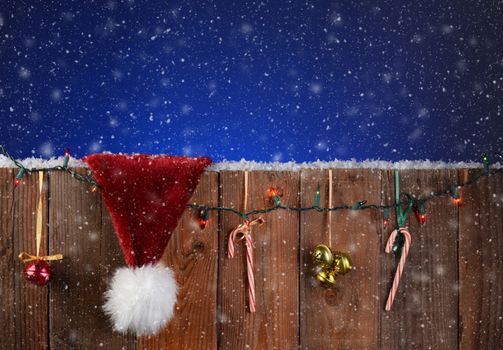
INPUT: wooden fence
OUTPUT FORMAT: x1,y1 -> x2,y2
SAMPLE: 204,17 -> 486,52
0,168 -> 502,349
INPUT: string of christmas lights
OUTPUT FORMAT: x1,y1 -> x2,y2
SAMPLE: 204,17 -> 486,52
0,145 -> 98,191
1,145 -> 502,228
189,152 -> 502,226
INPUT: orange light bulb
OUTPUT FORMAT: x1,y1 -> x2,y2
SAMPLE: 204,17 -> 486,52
267,187 -> 278,198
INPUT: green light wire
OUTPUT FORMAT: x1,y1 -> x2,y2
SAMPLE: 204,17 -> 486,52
2,145 -> 502,220
0,145 -> 98,187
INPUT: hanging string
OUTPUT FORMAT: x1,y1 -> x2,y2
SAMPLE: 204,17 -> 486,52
243,170 -> 249,214
18,172 -> 63,263
328,169 -> 333,244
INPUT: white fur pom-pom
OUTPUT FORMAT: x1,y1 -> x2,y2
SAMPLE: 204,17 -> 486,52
103,263 -> 178,335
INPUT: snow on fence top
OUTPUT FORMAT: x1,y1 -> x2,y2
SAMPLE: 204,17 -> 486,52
1,154 -> 499,171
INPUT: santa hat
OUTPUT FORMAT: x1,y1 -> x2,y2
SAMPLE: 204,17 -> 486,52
83,154 -> 212,335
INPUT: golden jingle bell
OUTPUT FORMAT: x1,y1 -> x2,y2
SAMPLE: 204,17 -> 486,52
332,252 -> 352,275
311,244 -> 334,268
315,269 -> 337,287
311,244 -> 352,288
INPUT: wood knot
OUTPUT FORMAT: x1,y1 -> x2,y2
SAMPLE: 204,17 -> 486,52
324,289 -> 338,306
191,240 -> 205,253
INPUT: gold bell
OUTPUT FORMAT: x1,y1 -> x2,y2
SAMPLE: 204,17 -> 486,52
333,252 -> 352,275
315,270 -> 337,287
311,244 -> 352,288
311,244 -> 334,268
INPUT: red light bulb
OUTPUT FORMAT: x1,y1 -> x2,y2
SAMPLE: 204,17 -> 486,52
419,214 -> 427,225
198,217 -> 208,229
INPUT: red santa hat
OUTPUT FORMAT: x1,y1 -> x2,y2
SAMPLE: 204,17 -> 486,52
83,154 -> 212,335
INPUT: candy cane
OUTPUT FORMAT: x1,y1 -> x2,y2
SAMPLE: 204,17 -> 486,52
243,233 -> 255,313
385,228 -> 411,311
228,218 -> 264,313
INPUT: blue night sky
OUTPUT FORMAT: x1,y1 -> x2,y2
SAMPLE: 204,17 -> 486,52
1,0 -> 502,162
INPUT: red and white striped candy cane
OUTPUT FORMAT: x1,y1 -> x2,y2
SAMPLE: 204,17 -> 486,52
385,228 -> 412,311
228,217 -> 264,313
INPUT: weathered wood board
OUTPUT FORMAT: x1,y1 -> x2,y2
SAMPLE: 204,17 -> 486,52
300,169 -> 381,349
139,172 -> 219,350
381,169 -> 459,349
49,170 -> 136,349
218,171 -> 300,350
0,169 -> 15,348
13,171 -> 49,349
459,170 -> 503,349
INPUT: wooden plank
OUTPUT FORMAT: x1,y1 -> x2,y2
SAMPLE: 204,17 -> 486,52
13,171 -> 49,349
459,169 -> 503,349
331,169 -> 381,350
299,169 -> 332,350
218,171 -> 300,350
139,172 -> 219,350
0,169 -> 15,348
49,169 -> 135,349
217,171 -> 246,350
300,169 -> 381,349
380,169 -> 458,349
100,185 -> 138,348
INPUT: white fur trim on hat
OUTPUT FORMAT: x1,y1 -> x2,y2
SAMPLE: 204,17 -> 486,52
103,263 -> 178,335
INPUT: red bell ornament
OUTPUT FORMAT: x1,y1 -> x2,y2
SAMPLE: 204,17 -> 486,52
18,172 -> 63,287
23,260 -> 52,286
